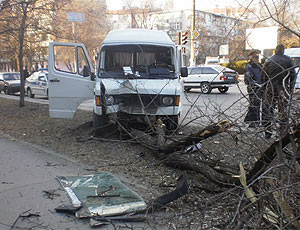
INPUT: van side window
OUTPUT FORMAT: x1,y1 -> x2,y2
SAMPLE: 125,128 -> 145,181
54,45 -> 76,74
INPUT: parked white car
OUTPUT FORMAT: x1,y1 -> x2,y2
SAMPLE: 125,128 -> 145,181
48,29 -> 188,136
25,69 -> 49,98
183,65 -> 239,94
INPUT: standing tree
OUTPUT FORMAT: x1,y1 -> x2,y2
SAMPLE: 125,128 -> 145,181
0,0 -> 108,107
0,0 -> 67,107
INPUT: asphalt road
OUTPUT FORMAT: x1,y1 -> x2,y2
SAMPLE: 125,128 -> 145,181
181,83 -> 248,125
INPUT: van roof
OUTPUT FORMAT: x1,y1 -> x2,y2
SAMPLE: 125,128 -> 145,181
102,29 -> 174,46
284,48 -> 300,57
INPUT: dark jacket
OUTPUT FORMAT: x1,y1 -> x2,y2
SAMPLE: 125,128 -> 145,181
262,54 -> 296,88
244,61 -> 262,86
24,69 -> 30,79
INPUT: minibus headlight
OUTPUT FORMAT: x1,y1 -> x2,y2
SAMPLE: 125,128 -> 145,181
162,96 -> 174,106
105,95 -> 114,105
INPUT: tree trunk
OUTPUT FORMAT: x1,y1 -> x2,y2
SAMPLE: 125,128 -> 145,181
18,3 -> 28,108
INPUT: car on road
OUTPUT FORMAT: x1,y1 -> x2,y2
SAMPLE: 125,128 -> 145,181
0,72 -> 21,95
184,65 -> 239,94
25,69 -> 49,98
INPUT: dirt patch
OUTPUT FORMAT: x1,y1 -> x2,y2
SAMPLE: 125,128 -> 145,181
1,97 -> 298,229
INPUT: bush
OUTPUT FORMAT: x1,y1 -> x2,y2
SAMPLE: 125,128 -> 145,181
222,60 -> 248,74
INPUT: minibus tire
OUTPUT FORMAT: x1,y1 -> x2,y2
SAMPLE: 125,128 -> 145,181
93,112 -> 108,137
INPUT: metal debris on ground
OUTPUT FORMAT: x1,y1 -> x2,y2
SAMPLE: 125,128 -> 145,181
184,142 -> 202,153
153,172 -> 188,207
56,172 -> 147,218
42,189 -> 60,199
56,172 -> 188,228
55,204 -> 82,215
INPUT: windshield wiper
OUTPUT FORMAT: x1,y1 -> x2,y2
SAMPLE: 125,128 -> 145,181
148,74 -> 175,79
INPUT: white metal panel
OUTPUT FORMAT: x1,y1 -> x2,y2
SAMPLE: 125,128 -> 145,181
48,42 -> 94,118
102,29 -> 174,46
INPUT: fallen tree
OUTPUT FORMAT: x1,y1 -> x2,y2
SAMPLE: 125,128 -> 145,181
128,121 -> 300,228
130,121 -> 300,188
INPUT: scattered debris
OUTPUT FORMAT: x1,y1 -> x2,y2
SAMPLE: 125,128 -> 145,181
45,161 -> 58,167
56,172 -> 188,228
239,163 -> 279,226
184,142 -> 202,153
64,187 -> 82,208
42,189 -> 61,199
89,218 -> 108,227
153,172 -> 188,207
1,181 -> 13,184
45,161 -> 67,167
56,172 -> 147,218
10,209 -> 40,230
76,136 -> 93,143
55,204 -> 82,215
92,214 -> 147,223
19,212 -> 40,218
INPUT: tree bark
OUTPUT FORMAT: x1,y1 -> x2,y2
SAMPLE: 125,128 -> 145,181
163,153 -> 238,186
131,120 -> 233,154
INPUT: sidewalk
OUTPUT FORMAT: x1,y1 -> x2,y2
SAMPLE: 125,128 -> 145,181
0,135 -> 93,229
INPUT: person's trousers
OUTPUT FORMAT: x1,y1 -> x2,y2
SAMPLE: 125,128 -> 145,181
244,86 -> 261,123
262,89 -> 289,135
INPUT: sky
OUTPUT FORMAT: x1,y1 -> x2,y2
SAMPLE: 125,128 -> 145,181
106,0 -> 236,11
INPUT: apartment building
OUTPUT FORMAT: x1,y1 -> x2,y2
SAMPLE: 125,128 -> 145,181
107,8 -> 245,65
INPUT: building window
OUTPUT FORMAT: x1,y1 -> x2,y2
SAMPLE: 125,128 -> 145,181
170,22 -> 181,30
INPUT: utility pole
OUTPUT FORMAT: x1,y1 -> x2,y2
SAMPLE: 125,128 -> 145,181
190,0 -> 195,66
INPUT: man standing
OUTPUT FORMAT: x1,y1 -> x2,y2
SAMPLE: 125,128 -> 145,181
244,50 -> 262,127
261,44 -> 296,138
23,66 -> 30,79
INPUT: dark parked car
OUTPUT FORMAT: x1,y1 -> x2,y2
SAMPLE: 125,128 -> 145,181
0,72 -> 21,95
25,69 -> 48,98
